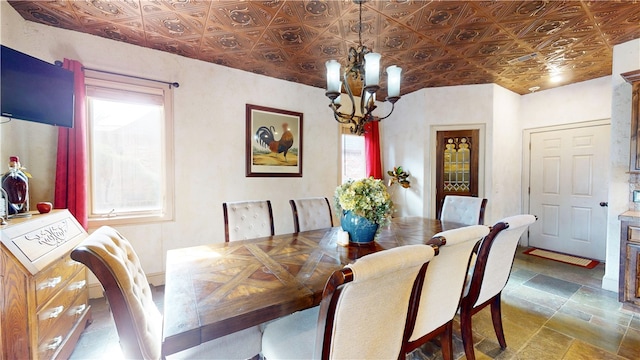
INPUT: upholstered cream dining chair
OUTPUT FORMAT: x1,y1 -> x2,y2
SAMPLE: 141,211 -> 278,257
440,195 -> 488,225
459,214 -> 537,360
71,226 -> 262,360
223,200 -> 275,242
261,244 -> 436,359
402,224 -> 490,360
289,197 -> 333,232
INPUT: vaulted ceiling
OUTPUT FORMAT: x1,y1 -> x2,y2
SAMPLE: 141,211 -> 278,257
7,0 -> 640,95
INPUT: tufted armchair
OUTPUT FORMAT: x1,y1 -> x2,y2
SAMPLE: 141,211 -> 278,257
403,224 -> 490,360
261,244 -> 436,359
223,200 -> 275,242
459,214 -> 537,360
289,197 -> 333,232
439,195 -> 488,225
70,226 -> 262,360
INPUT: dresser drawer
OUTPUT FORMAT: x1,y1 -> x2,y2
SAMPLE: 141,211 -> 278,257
628,226 -> 640,243
37,270 -> 89,344
37,281 -> 89,359
34,254 -> 83,308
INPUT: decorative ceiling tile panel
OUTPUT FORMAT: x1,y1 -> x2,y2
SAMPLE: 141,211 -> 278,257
6,0 -> 640,95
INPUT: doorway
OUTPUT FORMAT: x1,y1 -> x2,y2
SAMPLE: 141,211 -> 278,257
525,121 -> 610,260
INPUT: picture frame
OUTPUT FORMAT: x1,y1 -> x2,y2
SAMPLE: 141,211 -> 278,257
246,104 -> 303,177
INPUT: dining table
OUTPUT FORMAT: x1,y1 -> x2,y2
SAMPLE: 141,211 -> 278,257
161,217 -> 465,355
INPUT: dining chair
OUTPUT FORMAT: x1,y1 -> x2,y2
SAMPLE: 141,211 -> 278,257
223,200 -> 274,242
439,195 -> 488,225
261,244 -> 436,360
402,224 -> 490,360
70,226 -> 262,360
459,214 -> 537,360
289,197 -> 333,232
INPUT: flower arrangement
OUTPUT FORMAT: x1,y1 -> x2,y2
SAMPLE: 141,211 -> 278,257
334,177 -> 394,227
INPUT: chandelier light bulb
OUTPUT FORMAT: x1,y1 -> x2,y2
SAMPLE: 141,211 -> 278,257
326,60 -> 342,94
364,52 -> 381,87
386,65 -> 402,98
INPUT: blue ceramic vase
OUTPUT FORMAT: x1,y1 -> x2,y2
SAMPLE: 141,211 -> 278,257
341,210 -> 379,244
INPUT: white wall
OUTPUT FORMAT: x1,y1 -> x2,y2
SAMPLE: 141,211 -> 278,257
520,76 -> 612,129
1,3 -> 340,286
383,83 -> 522,224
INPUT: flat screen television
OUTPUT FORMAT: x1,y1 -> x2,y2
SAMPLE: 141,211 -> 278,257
1,45 -> 75,128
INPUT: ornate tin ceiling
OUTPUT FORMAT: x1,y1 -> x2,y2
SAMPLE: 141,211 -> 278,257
7,0 -> 640,95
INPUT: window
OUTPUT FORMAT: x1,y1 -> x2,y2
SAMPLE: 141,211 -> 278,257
85,71 -> 174,225
340,125 -> 366,183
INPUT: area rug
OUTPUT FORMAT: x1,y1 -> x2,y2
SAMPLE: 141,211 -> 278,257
523,247 -> 600,269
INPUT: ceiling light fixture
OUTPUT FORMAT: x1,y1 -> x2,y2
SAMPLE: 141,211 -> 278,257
325,0 -> 401,135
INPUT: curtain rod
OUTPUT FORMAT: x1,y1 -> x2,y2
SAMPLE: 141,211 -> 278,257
54,60 -> 179,88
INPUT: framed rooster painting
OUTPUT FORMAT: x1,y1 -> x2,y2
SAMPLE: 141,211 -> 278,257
246,104 -> 303,177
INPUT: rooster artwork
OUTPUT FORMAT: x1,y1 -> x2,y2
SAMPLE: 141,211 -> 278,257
254,122 -> 297,166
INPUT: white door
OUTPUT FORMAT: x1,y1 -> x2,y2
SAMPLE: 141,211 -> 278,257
528,124 -> 609,260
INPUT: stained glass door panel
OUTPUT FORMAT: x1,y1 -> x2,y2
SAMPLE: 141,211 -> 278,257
436,130 -> 479,218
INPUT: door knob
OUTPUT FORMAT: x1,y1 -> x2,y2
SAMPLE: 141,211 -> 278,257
599,202 -> 608,207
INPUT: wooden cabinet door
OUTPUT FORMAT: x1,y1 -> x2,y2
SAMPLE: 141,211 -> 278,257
435,129 -> 480,217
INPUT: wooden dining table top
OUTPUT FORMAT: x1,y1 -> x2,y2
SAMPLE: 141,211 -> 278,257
161,217 -> 464,355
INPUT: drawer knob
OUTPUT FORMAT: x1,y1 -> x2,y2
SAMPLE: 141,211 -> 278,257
68,280 -> 87,291
44,336 -> 63,351
38,276 -> 62,290
71,304 -> 87,316
41,305 -> 65,320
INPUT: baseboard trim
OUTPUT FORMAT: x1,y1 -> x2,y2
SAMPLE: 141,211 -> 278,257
601,274 -> 618,292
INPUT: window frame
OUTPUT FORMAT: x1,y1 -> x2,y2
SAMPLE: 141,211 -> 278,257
84,70 -> 175,228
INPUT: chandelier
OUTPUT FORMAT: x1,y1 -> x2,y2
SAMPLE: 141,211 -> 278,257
325,0 -> 402,136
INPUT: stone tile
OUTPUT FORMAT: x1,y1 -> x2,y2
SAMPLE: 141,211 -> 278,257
618,327 -> 640,360
545,311 -> 625,354
506,268 -> 537,286
630,313 -> 640,331
523,274 -> 582,299
516,327 -> 573,360
560,298 -> 632,327
562,339 -> 625,360
569,285 -> 622,312
506,282 -> 568,311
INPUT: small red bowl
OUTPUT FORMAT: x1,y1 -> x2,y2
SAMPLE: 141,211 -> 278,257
37,202 -> 52,214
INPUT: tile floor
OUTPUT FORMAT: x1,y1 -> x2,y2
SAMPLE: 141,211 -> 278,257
69,247 -> 640,360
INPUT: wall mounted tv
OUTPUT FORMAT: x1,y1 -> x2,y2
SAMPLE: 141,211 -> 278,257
1,45 -> 75,128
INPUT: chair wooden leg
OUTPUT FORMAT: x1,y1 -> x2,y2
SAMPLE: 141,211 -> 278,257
440,322 -> 453,360
490,293 -> 507,349
459,308 -> 476,360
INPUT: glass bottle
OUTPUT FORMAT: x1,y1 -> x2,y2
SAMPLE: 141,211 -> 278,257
1,156 -> 29,215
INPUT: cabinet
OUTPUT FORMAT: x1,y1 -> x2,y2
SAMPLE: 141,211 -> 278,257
0,210 -> 91,359
619,212 -> 640,312
622,69 -> 640,172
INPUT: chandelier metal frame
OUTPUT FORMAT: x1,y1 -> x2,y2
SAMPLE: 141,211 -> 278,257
325,0 -> 401,136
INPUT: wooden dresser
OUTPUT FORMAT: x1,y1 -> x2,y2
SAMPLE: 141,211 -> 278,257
0,210 -> 91,359
619,211 -> 640,312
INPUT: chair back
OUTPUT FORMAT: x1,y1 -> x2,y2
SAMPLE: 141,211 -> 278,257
223,200 -> 274,242
315,244 -> 435,359
440,195 -> 488,225
289,197 -> 333,232
70,226 -> 161,360
465,214 -> 537,308
407,225 -> 489,344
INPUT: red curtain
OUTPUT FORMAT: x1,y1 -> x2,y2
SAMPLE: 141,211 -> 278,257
364,121 -> 383,179
54,59 -> 88,229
